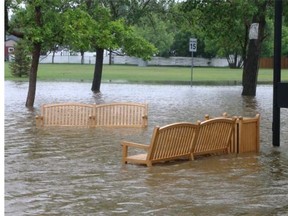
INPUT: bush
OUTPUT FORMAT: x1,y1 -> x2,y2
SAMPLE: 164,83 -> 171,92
9,40 -> 31,77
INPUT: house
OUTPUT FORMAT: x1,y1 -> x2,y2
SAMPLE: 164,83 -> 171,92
5,35 -> 20,61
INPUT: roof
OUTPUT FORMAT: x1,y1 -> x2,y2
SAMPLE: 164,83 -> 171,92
5,35 -> 20,42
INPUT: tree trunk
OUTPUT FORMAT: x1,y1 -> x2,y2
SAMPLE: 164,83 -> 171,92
242,2 -> 268,96
52,50 -> 55,64
91,48 -> 104,93
81,50 -> 84,64
25,43 -> 41,108
109,49 -> 112,65
242,40 -> 260,96
25,5 -> 42,108
227,54 -> 240,68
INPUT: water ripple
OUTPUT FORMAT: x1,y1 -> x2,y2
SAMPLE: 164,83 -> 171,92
5,81 -> 288,215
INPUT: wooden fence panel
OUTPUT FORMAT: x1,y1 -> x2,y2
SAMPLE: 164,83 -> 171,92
260,57 -> 288,69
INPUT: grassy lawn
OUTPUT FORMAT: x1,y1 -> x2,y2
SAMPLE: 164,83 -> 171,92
4,62 -> 288,84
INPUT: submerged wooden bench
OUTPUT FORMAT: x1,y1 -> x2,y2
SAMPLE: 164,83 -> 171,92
121,122 -> 199,166
36,102 -> 148,127
121,112 -> 260,166
121,118 -> 236,166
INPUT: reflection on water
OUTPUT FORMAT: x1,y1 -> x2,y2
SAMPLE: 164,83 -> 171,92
5,81 -> 288,215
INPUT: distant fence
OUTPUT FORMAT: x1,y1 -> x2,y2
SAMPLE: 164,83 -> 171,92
259,57 -> 288,69
39,55 -> 229,67
39,55 -> 98,65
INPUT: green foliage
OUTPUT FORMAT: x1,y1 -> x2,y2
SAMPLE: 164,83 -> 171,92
260,18 -> 274,57
122,28 -> 157,60
284,1 -> 288,25
62,8 -> 95,52
9,39 -> 31,77
7,0 -> 68,53
283,26 -> 288,56
7,0 -> 285,63
67,1 -> 157,60
98,0 -> 174,57
166,1 -> 218,57
134,14 -> 173,57
178,0 -> 277,64
181,0 -> 247,58
170,30 -> 192,57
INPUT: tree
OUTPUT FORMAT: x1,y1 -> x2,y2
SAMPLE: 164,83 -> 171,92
248,1 -> 288,58
9,39 -> 31,77
5,0 -> 68,107
80,0 -> 157,93
168,2 -> 216,58
180,0 -> 273,96
62,7 -> 95,64
241,0 -> 272,96
10,0 -> 157,96
180,0 -> 248,67
128,0 -> 179,57
134,13 -> 174,57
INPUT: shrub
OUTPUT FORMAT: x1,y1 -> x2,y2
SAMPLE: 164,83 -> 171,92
9,40 -> 31,77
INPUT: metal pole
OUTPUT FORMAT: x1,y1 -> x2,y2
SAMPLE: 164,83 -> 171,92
273,0 -> 282,147
191,51 -> 193,87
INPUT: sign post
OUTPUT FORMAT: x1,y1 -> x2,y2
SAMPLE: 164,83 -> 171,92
189,38 -> 197,86
273,0 -> 283,146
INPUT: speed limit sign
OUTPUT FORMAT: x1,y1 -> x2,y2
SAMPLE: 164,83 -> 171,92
189,38 -> 197,52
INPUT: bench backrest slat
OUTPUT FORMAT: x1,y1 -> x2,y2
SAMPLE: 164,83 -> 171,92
192,118 -> 236,156
147,123 -> 199,162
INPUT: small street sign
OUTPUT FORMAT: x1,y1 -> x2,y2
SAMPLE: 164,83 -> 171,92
189,38 -> 197,52
189,38 -> 197,87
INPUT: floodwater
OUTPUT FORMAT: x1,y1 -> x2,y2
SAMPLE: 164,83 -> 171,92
5,81 -> 288,216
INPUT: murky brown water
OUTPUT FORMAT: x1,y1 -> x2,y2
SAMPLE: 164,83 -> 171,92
5,81 -> 288,215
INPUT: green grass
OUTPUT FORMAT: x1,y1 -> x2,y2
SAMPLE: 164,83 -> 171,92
4,62 -> 288,84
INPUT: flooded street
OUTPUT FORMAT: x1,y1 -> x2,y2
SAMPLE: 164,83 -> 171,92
5,81 -> 288,215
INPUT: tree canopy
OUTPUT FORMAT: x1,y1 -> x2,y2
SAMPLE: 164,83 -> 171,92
5,0 -> 288,106
5,0 -> 158,105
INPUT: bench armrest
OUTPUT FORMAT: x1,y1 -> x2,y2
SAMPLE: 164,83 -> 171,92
35,115 -> 44,127
121,141 -> 149,158
121,141 -> 149,149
